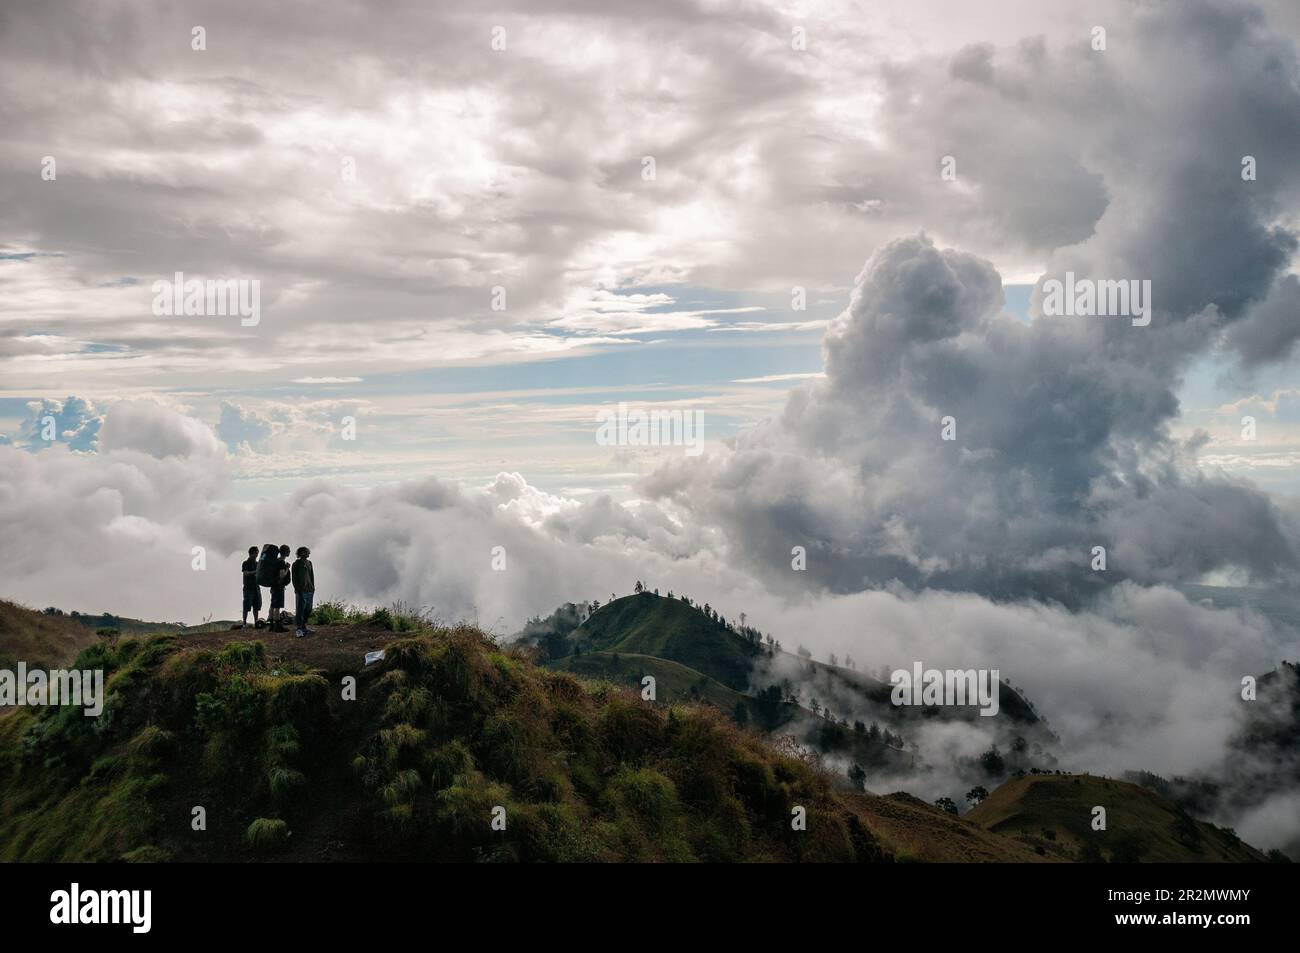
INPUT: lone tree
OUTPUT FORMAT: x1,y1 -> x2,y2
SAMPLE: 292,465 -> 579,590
935,797 -> 959,816
979,745 -> 1005,777
965,785 -> 989,806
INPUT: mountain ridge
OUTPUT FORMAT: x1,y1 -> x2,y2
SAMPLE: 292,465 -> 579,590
0,598 -> 1282,862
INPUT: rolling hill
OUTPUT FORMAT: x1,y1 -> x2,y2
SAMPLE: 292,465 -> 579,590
543,592 -> 1044,724
65,610 -> 235,637
966,773 -> 1267,862
0,601 -> 99,671
563,591 -> 761,690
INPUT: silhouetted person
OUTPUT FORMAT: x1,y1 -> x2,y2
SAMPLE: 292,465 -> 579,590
292,546 -> 315,638
256,543 -> 278,617
268,544 -> 291,632
241,545 -> 262,628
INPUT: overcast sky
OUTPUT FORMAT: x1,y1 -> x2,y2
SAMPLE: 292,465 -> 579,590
3,0 -> 1300,850
2,0 -> 1297,493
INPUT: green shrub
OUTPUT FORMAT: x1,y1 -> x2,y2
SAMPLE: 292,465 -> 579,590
598,697 -> 662,763
215,641 -> 265,671
194,675 -> 265,736
425,740 -> 475,789
606,766 -> 681,835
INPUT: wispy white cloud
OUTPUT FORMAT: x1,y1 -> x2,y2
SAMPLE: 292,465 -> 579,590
730,372 -> 826,384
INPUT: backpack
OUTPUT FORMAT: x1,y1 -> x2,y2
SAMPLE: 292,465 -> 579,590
256,547 -> 279,587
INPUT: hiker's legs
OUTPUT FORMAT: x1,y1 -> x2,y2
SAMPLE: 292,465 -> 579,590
270,586 -> 286,629
295,591 -> 314,634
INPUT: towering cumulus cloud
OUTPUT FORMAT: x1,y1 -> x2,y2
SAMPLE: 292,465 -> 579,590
646,233 -> 1300,604
643,0 -> 1300,604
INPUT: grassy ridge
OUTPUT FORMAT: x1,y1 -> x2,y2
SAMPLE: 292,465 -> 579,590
0,625 -> 899,862
0,600 -> 1269,863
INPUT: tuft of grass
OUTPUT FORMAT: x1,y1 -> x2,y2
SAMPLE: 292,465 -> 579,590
366,605 -> 429,632
309,600 -> 433,631
244,818 -> 290,852
269,766 -> 306,800
309,600 -> 363,626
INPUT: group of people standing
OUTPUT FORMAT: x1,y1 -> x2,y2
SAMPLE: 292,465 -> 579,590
240,544 -> 316,637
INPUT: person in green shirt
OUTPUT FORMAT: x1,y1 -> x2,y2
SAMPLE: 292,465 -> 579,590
292,546 -> 316,638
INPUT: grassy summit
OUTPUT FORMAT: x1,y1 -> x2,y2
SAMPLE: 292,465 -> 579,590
566,591 -> 762,690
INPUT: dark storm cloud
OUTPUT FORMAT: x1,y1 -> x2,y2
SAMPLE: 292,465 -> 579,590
1224,274 -> 1300,366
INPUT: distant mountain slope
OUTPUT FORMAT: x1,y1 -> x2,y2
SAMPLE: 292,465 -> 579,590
1240,660 -> 1300,752
0,601 -> 99,670
64,611 -> 234,637
763,651 -> 1045,729
568,592 -> 761,691
863,791 -> 1059,863
550,592 -> 1044,726
525,591 -> 1058,794
549,651 -> 751,710
546,651 -> 806,733
966,774 -> 1266,862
